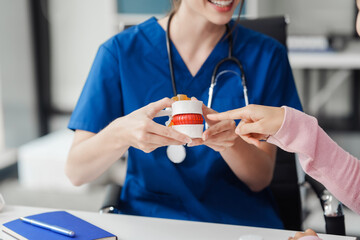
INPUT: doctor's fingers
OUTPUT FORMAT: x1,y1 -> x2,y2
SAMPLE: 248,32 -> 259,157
134,133 -> 185,153
136,142 -> 160,154
144,97 -> 174,118
204,142 -> 228,152
201,105 -> 219,126
187,138 -> 204,147
147,120 -> 192,144
202,119 -> 236,141
203,130 -> 237,148
188,133 -> 235,150
188,140 -> 235,152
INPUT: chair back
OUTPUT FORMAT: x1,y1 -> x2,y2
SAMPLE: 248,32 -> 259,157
238,16 -> 288,47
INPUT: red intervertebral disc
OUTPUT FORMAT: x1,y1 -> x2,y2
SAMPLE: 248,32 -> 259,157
171,114 -> 203,125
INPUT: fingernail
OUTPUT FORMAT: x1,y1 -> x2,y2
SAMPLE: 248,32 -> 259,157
202,134 -> 207,141
186,138 -> 192,144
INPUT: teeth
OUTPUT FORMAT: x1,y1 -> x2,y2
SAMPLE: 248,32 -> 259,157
209,0 -> 233,7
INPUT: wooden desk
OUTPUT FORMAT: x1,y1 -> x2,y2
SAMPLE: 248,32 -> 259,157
0,205 -> 356,240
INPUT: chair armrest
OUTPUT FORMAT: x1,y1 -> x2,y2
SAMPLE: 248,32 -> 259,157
99,183 -> 123,214
305,175 -> 346,236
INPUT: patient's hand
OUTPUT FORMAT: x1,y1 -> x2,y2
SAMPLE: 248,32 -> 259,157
207,104 -> 285,147
288,229 -> 319,240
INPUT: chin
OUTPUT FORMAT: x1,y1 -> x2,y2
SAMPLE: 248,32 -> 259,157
208,14 -> 234,25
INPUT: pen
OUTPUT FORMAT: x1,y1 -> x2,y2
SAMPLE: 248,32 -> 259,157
20,217 -> 75,237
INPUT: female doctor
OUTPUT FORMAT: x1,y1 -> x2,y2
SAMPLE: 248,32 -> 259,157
66,0 -> 302,228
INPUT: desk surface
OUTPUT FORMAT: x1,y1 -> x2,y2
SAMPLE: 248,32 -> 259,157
289,41 -> 360,69
0,205 -> 356,240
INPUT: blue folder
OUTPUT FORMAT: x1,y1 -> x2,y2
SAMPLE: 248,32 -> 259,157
2,211 -> 117,240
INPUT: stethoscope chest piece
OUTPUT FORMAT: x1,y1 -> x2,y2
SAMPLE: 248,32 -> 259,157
166,145 -> 186,164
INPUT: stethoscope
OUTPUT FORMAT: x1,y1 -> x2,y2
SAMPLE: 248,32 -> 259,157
165,13 -> 249,164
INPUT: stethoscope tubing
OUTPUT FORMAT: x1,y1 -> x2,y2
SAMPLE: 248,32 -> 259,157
166,13 -> 178,97
165,12 -> 249,163
166,12 -> 248,108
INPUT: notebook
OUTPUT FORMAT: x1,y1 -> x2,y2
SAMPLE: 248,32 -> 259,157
2,211 -> 117,240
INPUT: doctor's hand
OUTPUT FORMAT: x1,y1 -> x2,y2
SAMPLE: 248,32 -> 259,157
188,105 -> 238,152
108,98 -> 191,153
206,104 -> 284,147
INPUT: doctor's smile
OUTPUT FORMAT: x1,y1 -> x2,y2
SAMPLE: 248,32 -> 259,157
207,0 -> 235,11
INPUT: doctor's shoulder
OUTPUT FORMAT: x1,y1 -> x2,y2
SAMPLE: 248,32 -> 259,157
99,17 -> 158,57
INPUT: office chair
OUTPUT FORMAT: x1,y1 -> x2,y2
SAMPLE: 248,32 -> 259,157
100,16 -> 346,236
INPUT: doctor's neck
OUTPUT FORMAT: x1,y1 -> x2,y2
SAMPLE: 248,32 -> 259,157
167,7 -> 227,49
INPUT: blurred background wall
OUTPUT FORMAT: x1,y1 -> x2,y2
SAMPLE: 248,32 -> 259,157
0,0 -> 38,149
49,0 -> 118,128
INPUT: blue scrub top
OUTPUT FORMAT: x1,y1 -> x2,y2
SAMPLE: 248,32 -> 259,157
69,17 -> 302,229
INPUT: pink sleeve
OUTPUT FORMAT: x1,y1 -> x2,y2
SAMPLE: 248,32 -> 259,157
298,236 -> 322,240
267,106 -> 360,214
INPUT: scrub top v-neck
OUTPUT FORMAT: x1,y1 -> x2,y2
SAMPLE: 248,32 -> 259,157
68,17 -> 302,229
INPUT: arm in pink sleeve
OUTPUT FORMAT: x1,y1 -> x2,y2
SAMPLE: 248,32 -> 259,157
267,106 -> 360,214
